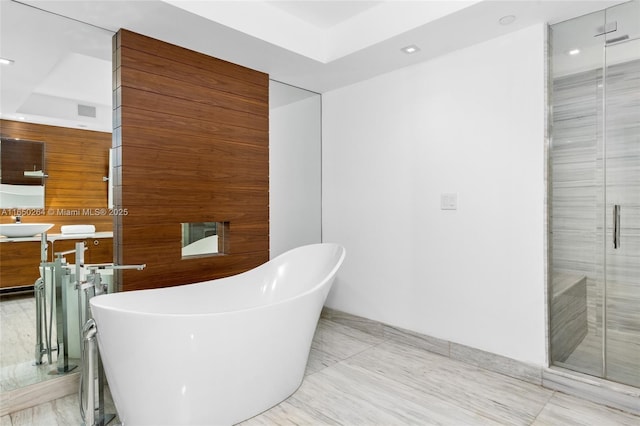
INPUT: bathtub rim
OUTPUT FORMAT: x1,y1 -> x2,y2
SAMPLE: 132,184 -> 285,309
90,242 -> 346,318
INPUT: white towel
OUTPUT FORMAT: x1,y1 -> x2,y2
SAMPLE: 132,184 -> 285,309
60,224 -> 96,234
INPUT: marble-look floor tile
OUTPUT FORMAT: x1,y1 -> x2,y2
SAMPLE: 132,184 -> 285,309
287,359 -> 502,425
344,340 -> 554,425
561,329 -> 640,388
9,393 -> 82,426
0,293 -> 64,393
8,385 -> 117,426
0,294 -> 39,368
559,330 -> 603,376
310,318 -> 383,361
532,391 -> 640,426
240,399 -> 339,426
0,414 -> 12,426
305,346 -> 341,376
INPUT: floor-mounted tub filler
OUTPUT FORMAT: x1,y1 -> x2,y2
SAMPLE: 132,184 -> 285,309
90,243 -> 346,426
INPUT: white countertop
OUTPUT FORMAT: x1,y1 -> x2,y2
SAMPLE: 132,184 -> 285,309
0,231 -> 113,243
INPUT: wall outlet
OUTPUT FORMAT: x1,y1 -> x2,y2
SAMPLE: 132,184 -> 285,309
440,193 -> 458,210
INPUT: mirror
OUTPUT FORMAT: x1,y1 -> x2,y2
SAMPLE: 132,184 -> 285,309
0,0 -> 113,397
181,222 -> 228,258
0,138 -> 46,209
269,80 -> 322,258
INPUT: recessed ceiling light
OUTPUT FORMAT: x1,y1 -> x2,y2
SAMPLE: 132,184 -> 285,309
568,49 -> 581,55
499,15 -> 516,25
0,57 -> 15,65
401,45 -> 420,54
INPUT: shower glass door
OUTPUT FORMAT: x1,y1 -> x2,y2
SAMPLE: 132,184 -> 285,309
549,0 -> 640,388
602,2 -> 640,386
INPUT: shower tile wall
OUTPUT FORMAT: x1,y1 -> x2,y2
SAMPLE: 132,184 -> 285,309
551,58 -> 640,386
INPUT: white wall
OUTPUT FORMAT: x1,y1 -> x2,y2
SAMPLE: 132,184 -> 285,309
270,90 -> 322,258
322,24 -> 547,365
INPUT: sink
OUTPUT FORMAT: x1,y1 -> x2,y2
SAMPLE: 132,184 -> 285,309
0,223 -> 54,238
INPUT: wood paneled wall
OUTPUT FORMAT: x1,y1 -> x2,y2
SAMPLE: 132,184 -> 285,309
113,30 -> 269,291
0,120 -> 112,233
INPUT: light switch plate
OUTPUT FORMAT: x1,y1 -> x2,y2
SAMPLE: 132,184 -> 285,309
441,193 -> 458,210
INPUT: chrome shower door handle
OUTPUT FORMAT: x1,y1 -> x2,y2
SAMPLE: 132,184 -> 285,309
613,204 -> 621,249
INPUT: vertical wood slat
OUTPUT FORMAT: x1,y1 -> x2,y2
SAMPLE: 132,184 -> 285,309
114,29 -> 269,292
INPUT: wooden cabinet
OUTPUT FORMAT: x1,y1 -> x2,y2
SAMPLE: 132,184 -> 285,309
49,238 -> 113,265
0,240 -> 42,290
0,237 -> 113,290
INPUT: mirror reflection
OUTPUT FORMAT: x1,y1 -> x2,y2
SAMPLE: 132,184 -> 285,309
0,138 -> 46,208
0,0 -> 113,397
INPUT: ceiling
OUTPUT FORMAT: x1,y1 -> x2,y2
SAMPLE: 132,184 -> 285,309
0,0 -> 629,132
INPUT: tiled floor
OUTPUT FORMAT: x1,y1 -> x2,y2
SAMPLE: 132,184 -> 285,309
559,330 -> 640,388
2,316 -> 639,425
0,293 -> 45,392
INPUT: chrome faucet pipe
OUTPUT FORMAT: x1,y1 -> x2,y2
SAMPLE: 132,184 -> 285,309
83,263 -> 146,271
34,278 -> 47,365
76,262 -> 144,424
56,252 -> 75,373
81,319 -> 97,426
40,232 -> 48,263
35,232 -> 49,365
80,319 -> 114,426
101,263 -> 146,271
55,245 -> 87,257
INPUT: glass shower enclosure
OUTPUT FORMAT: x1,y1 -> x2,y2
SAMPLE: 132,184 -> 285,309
549,0 -> 639,388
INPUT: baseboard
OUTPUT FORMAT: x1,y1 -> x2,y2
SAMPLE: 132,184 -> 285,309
0,372 -> 79,417
321,307 -> 542,385
543,367 -> 640,416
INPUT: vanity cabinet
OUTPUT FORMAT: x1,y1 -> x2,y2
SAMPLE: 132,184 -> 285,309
50,237 -> 113,265
0,240 -> 42,290
0,236 -> 113,290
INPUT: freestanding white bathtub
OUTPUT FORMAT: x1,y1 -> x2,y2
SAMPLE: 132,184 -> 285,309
90,243 -> 345,426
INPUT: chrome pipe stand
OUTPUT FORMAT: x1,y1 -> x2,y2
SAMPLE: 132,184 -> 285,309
34,232 -> 51,365
81,319 -> 115,426
34,235 -> 82,373
55,251 -> 75,374
54,244 -> 86,374
78,262 -> 145,425
33,277 -> 51,365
